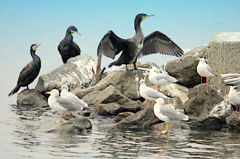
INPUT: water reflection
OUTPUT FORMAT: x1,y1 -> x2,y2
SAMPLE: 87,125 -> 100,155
6,105 -> 240,158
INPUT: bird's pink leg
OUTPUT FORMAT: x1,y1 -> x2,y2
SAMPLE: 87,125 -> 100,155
205,77 -> 208,86
157,85 -> 161,91
67,112 -> 72,116
146,101 -> 152,109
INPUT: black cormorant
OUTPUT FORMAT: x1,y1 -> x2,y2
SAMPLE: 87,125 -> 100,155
97,13 -> 183,71
8,44 -> 41,96
58,26 -> 81,63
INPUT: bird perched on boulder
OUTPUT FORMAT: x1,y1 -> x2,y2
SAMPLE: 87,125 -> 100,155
46,89 -> 83,123
9,44 -> 41,96
138,79 -> 169,109
58,26 -> 81,63
154,98 -> 189,134
148,69 -> 178,91
197,58 -> 215,85
97,13 -> 183,71
60,85 -> 88,108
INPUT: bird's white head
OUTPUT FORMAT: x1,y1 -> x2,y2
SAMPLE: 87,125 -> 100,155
199,58 -> 206,64
61,85 -> 69,91
46,89 -> 60,97
155,98 -> 164,105
138,79 -> 145,85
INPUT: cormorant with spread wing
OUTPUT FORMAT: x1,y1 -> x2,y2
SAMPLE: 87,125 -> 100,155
58,26 -> 81,63
97,13 -> 183,71
9,44 -> 41,96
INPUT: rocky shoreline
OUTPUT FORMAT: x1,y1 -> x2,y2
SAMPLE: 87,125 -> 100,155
15,33 -> 240,135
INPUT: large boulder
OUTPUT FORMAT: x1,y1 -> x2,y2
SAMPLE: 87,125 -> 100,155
17,89 -> 48,110
184,84 -> 224,118
85,85 -> 142,116
180,45 -> 208,60
165,55 -> 200,88
115,108 -> 161,130
188,116 -> 222,131
208,32 -> 240,96
35,54 -> 96,93
209,99 -> 232,121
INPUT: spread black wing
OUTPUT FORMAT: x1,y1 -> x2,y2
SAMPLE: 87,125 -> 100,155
97,30 -> 127,59
140,31 -> 183,57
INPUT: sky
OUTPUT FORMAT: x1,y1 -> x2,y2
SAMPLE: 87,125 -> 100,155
0,0 -> 240,93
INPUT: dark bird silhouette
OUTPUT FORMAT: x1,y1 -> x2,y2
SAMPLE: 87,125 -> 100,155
58,26 -> 81,63
9,44 -> 41,96
97,13 -> 183,71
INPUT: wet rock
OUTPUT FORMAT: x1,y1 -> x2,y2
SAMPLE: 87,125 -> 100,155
180,45 -> 208,60
35,54 -> 96,93
51,117 -> 92,134
114,112 -> 134,122
150,123 -> 166,131
165,55 -> 200,88
184,84 -> 224,118
226,112 -> 240,132
116,108 -> 162,130
210,99 -> 232,121
189,116 -> 222,131
17,89 -> 48,109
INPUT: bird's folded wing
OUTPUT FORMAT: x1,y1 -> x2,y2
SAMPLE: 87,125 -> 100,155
56,98 -> 83,111
145,88 -> 167,99
140,31 -> 183,57
73,41 -> 81,54
160,105 -> 187,121
97,30 -> 126,59
17,62 -> 34,84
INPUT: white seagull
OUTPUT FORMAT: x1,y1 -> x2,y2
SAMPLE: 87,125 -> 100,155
197,58 -> 215,86
228,86 -> 240,113
138,79 -> 169,109
154,98 -> 189,134
148,69 -> 177,91
60,85 -> 88,108
46,89 -> 84,123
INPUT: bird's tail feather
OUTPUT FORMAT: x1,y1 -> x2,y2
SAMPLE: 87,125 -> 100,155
108,61 -> 119,68
8,85 -> 20,96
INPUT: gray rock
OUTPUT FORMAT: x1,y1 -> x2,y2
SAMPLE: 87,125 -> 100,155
180,45 -> 208,60
35,54 -> 95,93
114,112 -> 134,122
226,112 -> 240,132
188,116 -> 222,131
17,89 -> 48,109
50,117 -> 92,134
116,108 -> 161,130
210,99 -> 232,121
90,85 -> 142,116
208,32 -> 240,97
165,55 -> 200,88
184,84 -> 224,118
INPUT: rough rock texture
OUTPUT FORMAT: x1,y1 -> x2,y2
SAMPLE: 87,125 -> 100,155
208,32 -> 240,96
189,116 -> 222,131
114,112 -> 134,122
35,54 -> 96,93
209,99 -> 232,121
97,70 -> 150,100
180,45 -> 208,60
165,55 -> 200,88
50,117 -> 92,134
115,108 -> 161,130
17,89 -> 48,108
226,112 -> 240,132
87,85 -> 142,116
184,84 -> 224,118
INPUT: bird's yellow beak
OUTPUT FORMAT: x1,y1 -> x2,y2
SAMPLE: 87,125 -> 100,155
71,30 -> 81,36
155,99 -> 157,103
45,92 -> 50,95
144,14 -> 154,19
33,44 -> 41,50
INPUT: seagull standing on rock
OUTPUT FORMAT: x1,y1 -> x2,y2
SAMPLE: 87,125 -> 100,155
148,69 -> 178,91
46,89 -> 84,123
154,98 -> 189,134
138,79 -> 169,109
228,86 -> 240,113
197,58 -> 216,86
